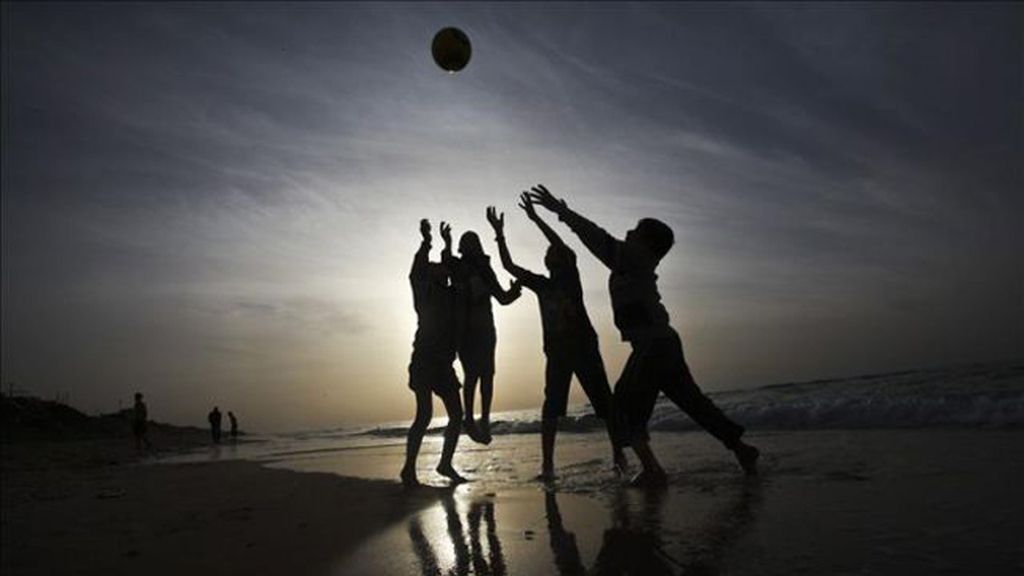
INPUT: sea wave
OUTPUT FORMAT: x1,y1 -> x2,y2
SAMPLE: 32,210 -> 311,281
353,362 -> 1024,437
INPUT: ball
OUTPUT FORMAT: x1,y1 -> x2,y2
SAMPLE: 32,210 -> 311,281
431,27 -> 472,73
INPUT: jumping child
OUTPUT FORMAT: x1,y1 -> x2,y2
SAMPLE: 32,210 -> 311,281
444,223 -> 521,444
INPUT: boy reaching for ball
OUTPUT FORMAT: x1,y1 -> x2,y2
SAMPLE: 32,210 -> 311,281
401,219 -> 467,487
526,185 -> 760,487
486,197 -> 627,481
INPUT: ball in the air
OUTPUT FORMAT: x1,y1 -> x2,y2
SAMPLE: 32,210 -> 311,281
432,27 -> 472,73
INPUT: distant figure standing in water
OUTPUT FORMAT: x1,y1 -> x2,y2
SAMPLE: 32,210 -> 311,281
208,406 -> 222,444
401,219 -> 468,486
528,184 -> 760,486
444,222 -> 522,444
132,392 -> 151,451
487,197 -> 627,480
228,411 -> 238,441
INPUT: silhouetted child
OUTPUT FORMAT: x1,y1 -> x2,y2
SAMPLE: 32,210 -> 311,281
401,219 -> 467,486
444,224 -> 522,444
528,184 -> 759,487
228,411 -> 238,440
487,196 -> 627,480
132,392 -> 151,451
208,406 -> 222,444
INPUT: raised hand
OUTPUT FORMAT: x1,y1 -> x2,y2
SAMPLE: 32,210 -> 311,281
420,218 -> 431,240
439,221 -> 452,248
518,192 -> 539,220
486,206 -> 505,237
526,184 -> 567,215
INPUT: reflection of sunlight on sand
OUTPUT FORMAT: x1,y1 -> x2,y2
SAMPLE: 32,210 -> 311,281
410,499 -> 458,572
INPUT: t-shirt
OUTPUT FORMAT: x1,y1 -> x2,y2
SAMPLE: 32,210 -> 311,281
562,211 -> 672,342
447,254 -> 505,341
516,246 -> 598,354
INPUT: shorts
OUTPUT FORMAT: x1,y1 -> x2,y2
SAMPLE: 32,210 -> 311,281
457,330 -> 496,377
541,341 -> 613,420
408,348 -> 460,395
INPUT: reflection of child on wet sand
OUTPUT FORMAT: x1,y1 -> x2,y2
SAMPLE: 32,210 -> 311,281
528,184 -> 760,487
401,219 -> 467,486
444,223 -> 521,444
487,196 -> 627,480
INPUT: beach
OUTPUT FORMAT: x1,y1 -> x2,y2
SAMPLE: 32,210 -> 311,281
4,428 -> 1022,575
4,363 -> 1023,574
1,448 -> 443,576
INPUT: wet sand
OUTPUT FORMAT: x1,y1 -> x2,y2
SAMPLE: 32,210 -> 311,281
4,429 -> 1022,575
1,445 -> 445,576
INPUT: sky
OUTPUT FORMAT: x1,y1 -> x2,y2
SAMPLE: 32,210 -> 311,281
2,3 -> 1021,432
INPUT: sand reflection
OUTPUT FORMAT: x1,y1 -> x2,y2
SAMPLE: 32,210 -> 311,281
400,482 -> 760,575
408,492 -> 506,576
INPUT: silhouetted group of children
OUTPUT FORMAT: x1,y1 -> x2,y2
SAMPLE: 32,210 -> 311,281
401,185 -> 759,488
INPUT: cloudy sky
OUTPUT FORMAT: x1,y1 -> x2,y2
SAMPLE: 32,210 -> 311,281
2,3 -> 1020,431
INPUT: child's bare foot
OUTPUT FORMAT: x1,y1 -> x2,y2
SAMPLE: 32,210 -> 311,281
613,452 -> 629,477
479,419 -> 493,444
629,469 -> 668,489
464,419 -> 488,444
436,465 -> 468,484
734,443 -> 760,476
535,469 -> 556,483
400,466 -> 420,488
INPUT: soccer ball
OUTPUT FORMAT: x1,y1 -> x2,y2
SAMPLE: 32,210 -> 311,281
432,27 -> 472,73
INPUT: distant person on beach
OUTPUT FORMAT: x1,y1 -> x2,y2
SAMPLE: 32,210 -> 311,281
528,184 -> 760,486
487,197 -> 627,480
208,406 -> 222,444
228,411 -> 238,440
401,219 -> 468,486
444,222 -> 522,444
132,392 -> 151,451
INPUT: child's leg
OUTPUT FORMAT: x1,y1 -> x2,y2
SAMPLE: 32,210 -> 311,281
540,417 -> 558,478
436,386 -> 468,482
461,363 -> 479,423
574,345 -> 628,471
540,355 -> 573,478
402,387 -> 433,485
629,437 -> 666,479
480,372 -> 493,426
657,332 -> 759,475
613,342 -> 665,484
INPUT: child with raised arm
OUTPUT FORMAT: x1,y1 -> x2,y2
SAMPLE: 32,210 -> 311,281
401,219 -> 467,486
444,224 -> 522,444
487,196 -> 627,480
527,184 -> 760,486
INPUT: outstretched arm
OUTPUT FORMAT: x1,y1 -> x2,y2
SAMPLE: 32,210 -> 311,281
527,184 -> 622,270
519,193 -> 566,249
490,275 -> 522,305
487,206 -> 533,280
439,220 -> 455,269
410,218 -> 432,279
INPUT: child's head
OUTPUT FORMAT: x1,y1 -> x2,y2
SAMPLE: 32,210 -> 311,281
458,231 -> 485,258
626,218 -> 674,261
544,244 -> 576,276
